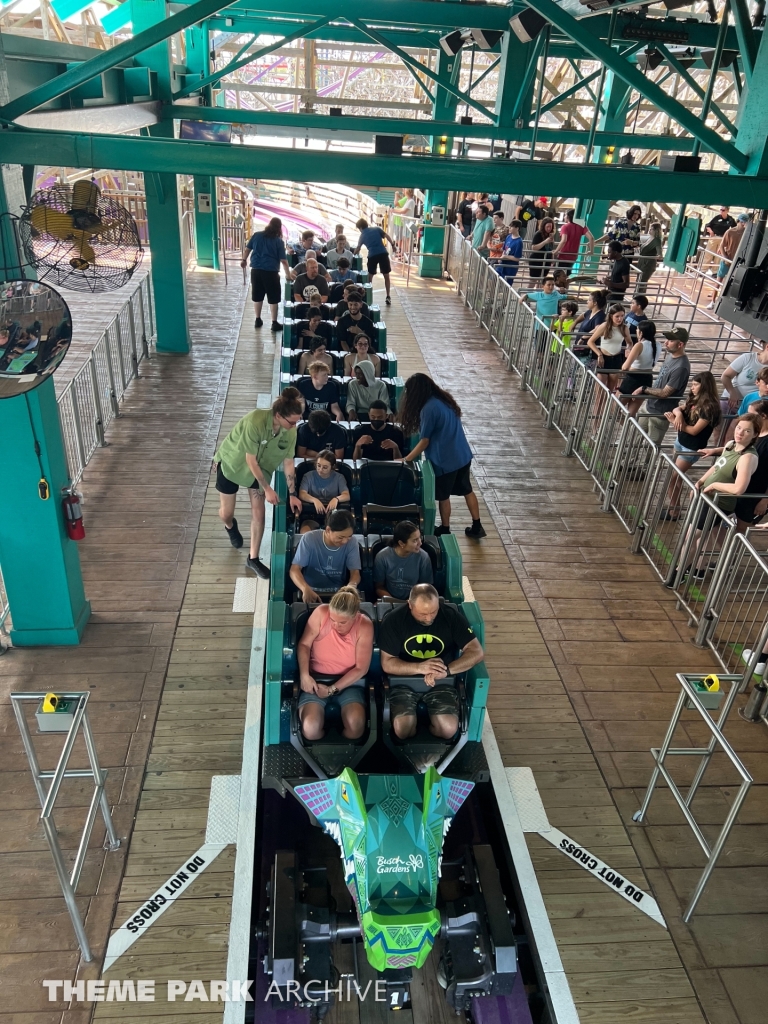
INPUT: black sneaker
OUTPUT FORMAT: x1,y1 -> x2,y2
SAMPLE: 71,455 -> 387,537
270,320 -> 282,333
246,556 -> 270,579
385,296 -> 392,305
225,518 -> 243,549
254,317 -> 263,329
465,521 -> 487,538
434,525 -> 451,536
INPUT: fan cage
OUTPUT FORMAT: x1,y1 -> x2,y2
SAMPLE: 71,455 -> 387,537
19,185 -> 144,294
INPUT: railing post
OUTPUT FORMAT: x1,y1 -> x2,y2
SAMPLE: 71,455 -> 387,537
564,368 -> 590,457
103,326 -> 121,419
112,319 -> 128,397
127,301 -> 140,378
88,356 -> 107,448
138,279 -> 150,360
68,384 -> 87,479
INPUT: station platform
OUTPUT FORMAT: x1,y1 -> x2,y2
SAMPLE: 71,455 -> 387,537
1,267 -> 767,1024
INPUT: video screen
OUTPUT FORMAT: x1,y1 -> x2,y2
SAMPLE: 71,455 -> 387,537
179,120 -> 232,144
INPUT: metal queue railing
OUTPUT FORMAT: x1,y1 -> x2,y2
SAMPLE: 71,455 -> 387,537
0,276 -> 155,639
56,275 -> 155,488
446,226 -> 768,712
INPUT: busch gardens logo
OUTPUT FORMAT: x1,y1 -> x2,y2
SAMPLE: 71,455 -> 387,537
403,634 -> 445,660
377,854 -> 424,874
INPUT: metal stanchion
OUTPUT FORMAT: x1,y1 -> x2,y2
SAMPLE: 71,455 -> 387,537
10,692 -> 121,961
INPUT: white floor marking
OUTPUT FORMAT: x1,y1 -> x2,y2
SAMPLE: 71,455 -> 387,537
103,774 -> 241,972
233,577 -> 258,614
506,767 -> 667,929
483,719 -> 580,1024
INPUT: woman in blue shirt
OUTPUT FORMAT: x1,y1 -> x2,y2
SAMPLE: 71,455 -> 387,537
240,217 -> 294,333
354,218 -> 397,306
400,374 -> 485,538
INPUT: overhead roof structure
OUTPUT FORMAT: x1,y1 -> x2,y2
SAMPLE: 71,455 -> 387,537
0,0 -> 767,201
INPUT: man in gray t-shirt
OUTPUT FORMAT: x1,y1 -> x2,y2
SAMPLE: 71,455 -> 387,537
636,327 -> 691,445
290,512 -> 361,601
373,546 -> 433,600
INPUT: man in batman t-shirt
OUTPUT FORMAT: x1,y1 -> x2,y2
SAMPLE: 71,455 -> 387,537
379,584 -> 484,741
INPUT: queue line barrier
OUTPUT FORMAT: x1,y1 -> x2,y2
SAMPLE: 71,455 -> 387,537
56,274 -> 155,488
445,226 -> 768,708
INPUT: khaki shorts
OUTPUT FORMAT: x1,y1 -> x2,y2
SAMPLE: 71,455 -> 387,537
390,685 -> 459,719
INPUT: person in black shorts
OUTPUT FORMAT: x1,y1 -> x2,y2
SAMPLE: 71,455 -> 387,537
353,218 -> 397,305
241,217 -> 294,333
379,584 -> 484,740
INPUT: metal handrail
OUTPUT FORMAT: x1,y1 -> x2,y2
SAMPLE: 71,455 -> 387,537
444,224 -> 768,676
55,275 -> 155,489
0,276 -> 155,638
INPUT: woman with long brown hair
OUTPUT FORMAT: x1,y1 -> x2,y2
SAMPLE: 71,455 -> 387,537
662,372 -> 722,520
400,373 -> 485,538
587,303 -> 631,394
529,217 -> 557,279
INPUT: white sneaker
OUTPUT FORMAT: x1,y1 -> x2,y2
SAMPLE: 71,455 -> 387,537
706,301 -> 716,309
742,649 -> 768,675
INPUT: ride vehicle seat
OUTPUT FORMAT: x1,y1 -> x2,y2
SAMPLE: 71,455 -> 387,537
377,600 -> 470,774
287,600 -> 378,778
359,459 -> 422,533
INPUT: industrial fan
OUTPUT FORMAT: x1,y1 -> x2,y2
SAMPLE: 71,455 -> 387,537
18,181 -> 143,293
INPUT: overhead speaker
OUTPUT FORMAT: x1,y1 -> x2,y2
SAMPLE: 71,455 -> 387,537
509,10 -> 548,43
439,30 -> 466,56
636,47 -> 664,72
701,47 -> 739,68
374,135 -> 403,156
658,154 -> 702,173
460,115 -> 473,125
469,29 -> 505,50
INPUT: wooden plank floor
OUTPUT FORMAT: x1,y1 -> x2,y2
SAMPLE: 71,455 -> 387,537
392,269 -> 768,1024
90,290 -> 276,1018
0,266 -> 248,1023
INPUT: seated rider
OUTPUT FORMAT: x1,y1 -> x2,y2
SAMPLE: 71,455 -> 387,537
298,449 -> 351,517
290,509 -> 361,602
374,521 -> 433,601
298,586 -> 374,741
379,584 -> 484,740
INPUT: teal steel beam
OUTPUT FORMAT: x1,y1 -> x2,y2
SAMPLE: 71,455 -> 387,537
0,0 -> 238,121
731,22 -> 768,176
692,3 -> 729,159
513,33 -> 545,122
3,126 -> 765,203
520,0 -> 748,171
345,17 -> 494,123
51,0 -> 96,22
346,17 -> 434,104
227,0 -> 511,32
654,43 -> 737,136
101,3 -> 131,34
730,0 -> 757,81
494,31 -> 529,130
176,15 -> 338,98
539,41 -> 642,117
207,19 -> 470,52
540,67 -> 601,115
164,103 -> 699,150
468,56 -> 500,95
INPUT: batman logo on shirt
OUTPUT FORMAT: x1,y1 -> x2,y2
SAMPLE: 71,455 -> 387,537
404,634 -> 446,660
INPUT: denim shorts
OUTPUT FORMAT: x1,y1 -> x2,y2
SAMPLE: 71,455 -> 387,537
298,681 -> 366,708
673,440 -> 702,465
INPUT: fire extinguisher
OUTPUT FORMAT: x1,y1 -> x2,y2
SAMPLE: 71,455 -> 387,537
62,489 -> 86,541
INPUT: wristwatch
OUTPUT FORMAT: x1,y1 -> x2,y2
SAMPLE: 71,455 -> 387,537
327,685 -> 339,696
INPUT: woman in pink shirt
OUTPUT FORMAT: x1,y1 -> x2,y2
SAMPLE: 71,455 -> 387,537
554,210 -> 594,271
297,586 -> 374,741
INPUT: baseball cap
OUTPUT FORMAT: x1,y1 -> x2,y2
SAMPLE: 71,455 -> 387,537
662,326 -> 689,343
538,196 -> 548,204
738,213 -> 750,222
